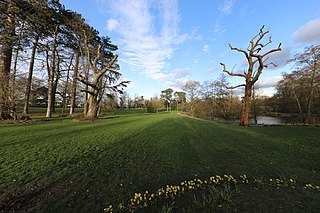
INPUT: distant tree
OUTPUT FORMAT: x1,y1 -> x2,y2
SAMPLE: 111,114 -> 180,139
220,26 -> 281,126
288,45 -> 320,123
214,74 -> 232,119
147,96 -> 162,113
183,80 -> 200,117
161,88 -> 173,112
119,91 -> 128,110
174,91 -> 186,111
22,0 -> 51,114
199,80 -> 216,119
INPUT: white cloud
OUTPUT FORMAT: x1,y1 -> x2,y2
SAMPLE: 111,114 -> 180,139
257,88 -> 276,97
202,44 -> 209,52
265,46 -> 292,70
207,68 -> 215,73
106,19 -> 119,31
101,0 -> 188,82
174,68 -> 191,77
166,77 -> 190,90
219,0 -> 236,15
153,68 -> 191,81
213,23 -> 226,34
293,17 -> 320,43
255,76 -> 282,89
191,26 -> 203,40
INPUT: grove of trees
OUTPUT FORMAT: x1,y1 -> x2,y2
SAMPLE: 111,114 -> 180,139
275,45 -> 320,124
146,44 -> 319,126
0,0 -> 127,120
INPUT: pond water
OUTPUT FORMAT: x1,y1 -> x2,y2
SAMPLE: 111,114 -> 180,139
216,116 -> 289,125
255,116 -> 286,125
212,115 -> 318,125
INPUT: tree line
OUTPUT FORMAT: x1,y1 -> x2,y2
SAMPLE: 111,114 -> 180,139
146,42 -> 320,125
0,0 -> 128,120
275,45 -> 320,124
119,26 -> 318,126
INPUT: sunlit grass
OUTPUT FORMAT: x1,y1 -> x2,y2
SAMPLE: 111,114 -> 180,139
0,111 -> 319,212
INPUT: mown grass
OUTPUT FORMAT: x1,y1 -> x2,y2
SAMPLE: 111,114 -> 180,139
0,110 -> 319,212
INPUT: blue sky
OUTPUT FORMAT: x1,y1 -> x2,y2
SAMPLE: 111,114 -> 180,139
61,0 -> 320,98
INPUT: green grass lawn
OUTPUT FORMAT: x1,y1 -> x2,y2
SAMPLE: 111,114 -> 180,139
0,111 -> 319,212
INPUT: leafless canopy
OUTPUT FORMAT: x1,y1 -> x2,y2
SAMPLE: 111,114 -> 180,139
220,25 -> 282,89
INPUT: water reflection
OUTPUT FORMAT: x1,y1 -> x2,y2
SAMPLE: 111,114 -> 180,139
217,116 -> 290,125
213,115 -> 318,125
255,116 -> 285,125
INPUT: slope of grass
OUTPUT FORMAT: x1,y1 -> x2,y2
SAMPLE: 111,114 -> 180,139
0,111 -> 319,212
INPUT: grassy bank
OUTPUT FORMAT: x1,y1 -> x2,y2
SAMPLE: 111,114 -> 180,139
0,111 -> 319,212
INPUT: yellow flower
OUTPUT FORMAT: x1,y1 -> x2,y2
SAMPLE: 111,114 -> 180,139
118,203 -> 124,209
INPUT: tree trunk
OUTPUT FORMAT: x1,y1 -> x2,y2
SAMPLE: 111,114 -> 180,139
69,50 -> 80,115
46,26 -> 58,118
52,55 -> 61,113
305,66 -> 317,124
0,47 -> 12,119
240,85 -> 252,126
11,48 -> 19,111
293,92 -> 303,123
0,2 -> 15,119
252,85 -> 257,124
62,55 -> 73,114
86,94 -> 98,119
83,57 -> 88,116
23,36 -> 39,114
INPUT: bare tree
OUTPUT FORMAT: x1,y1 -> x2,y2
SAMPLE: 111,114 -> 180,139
220,26 -> 281,126
289,45 -> 320,124
183,80 -> 200,117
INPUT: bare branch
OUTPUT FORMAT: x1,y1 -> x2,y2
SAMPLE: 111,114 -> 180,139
254,28 -> 270,49
80,89 -> 96,97
220,63 -> 246,78
77,74 -> 97,89
262,56 -> 269,63
99,81 -> 131,91
258,36 -> 272,48
96,54 -> 118,79
226,84 -> 246,89
261,45 -> 282,58
264,62 -> 277,68
232,64 -> 237,72
229,43 -> 250,61
259,25 -> 265,34
93,45 -> 102,70
83,30 -> 94,70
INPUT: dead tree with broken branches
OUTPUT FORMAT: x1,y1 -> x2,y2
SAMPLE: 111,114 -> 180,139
220,26 -> 281,126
